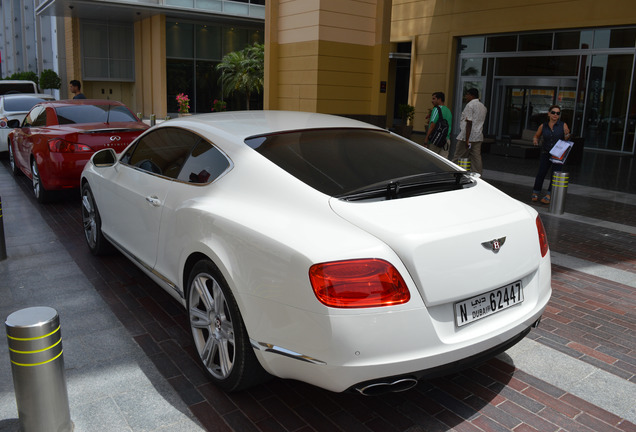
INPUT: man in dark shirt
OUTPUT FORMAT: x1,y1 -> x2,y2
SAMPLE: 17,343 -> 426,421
69,80 -> 86,99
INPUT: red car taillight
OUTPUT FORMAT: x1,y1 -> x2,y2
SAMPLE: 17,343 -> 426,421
0,118 -> 8,128
48,138 -> 92,153
536,215 -> 549,257
309,259 -> 411,308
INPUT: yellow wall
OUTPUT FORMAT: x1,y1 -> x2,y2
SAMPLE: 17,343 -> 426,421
135,15 -> 167,118
266,0 -> 391,122
391,0 -> 636,131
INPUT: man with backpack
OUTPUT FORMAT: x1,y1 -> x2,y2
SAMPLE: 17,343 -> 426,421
424,92 -> 452,159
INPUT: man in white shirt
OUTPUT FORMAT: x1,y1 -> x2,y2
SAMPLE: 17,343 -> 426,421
452,88 -> 487,174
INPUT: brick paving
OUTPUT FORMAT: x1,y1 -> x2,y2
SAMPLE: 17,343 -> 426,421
2,161 -> 636,432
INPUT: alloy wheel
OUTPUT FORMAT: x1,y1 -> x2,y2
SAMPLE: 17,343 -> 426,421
81,188 -> 98,250
188,271 -> 236,380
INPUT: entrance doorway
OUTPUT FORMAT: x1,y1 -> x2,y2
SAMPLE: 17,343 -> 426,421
493,79 -> 577,138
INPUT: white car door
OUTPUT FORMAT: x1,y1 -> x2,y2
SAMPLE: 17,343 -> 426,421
100,128 -> 196,269
99,162 -> 168,269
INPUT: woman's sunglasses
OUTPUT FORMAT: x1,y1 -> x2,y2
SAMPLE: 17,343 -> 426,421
550,111 -> 561,115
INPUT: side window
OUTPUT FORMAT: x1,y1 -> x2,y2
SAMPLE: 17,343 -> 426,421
23,106 -> 43,127
177,139 -> 230,184
31,107 -> 49,127
123,127 -> 199,178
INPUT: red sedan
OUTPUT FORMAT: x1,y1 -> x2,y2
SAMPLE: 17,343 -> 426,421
8,99 -> 149,202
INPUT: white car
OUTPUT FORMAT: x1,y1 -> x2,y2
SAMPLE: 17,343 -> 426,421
80,111 -> 551,394
0,93 -> 55,152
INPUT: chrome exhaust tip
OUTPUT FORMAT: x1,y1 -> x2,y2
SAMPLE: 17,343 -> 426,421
355,378 -> 418,396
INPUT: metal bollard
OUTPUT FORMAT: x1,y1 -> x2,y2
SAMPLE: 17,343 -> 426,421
6,307 -> 73,432
458,158 -> 471,171
0,196 -> 7,261
150,114 -> 156,126
549,172 -> 569,215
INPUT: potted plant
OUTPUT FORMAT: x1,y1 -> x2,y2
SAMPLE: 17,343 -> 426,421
212,99 -> 227,112
396,103 -> 415,138
176,93 -> 190,116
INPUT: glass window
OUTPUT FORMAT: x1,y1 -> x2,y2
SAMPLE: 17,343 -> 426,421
496,56 -> 578,76
459,37 -> 485,54
123,128 -> 200,178
554,31 -> 580,50
167,22 -> 194,58
583,54 -> 634,151
4,97 -> 50,112
23,106 -> 43,127
54,105 -> 138,125
609,28 -> 636,48
246,129 -> 455,197
519,33 -> 553,51
487,35 -> 517,52
31,107 -> 47,127
196,25 -> 222,60
177,139 -> 230,183
461,58 -> 486,76
81,21 -> 134,81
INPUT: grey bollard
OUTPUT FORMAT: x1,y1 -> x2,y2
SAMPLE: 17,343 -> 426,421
458,158 -> 471,171
549,172 -> 569,215
6,307 -> 73,432
150,114 -> 156,126
0,196 -> 6,261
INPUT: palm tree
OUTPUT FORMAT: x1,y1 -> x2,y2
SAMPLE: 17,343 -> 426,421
216,43 -> 264,110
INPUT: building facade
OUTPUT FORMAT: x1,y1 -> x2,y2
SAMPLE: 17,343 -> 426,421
1,0 -> 264,117
2,0 -> 636,156
390,0 -> 636,156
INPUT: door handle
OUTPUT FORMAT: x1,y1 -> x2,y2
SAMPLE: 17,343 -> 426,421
145,196 -> 161,207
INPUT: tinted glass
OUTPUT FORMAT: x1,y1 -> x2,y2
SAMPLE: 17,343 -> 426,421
519,33 -> 553,51
0,83 -> 38,95
177,139 -> 230,183
4,97 -> 50,112
32,108 -> 48,127
123,127 -> 200,179
246,129 -> 454,196
55,105 -> 137,125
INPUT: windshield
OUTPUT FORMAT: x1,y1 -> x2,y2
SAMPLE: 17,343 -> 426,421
4,97 -> 50,112
55,105 -> 137,125
246,128 -> 457,197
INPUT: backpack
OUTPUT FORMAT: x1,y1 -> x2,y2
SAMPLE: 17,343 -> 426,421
429,106 -> 449,148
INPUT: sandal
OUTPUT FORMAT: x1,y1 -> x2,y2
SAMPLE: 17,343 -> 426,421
540,194 -> 551,204
531,193 -> 539,202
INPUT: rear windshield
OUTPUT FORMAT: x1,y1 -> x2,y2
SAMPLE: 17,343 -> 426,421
4,97 -> 49,112
0,83 -> 38,95
245,128 -> 456,196
55,105 -> 137,125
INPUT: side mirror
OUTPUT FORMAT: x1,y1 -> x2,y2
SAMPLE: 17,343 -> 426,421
7,119 -> 21,128
92,148 -> 117,167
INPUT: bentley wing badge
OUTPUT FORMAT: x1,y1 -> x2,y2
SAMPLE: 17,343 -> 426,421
482,237 -> 506,253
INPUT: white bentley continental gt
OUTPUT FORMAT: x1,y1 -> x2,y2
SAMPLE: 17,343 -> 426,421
80,111 -> 551,395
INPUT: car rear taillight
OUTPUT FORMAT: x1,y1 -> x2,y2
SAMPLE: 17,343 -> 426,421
48,138 -> 92,153
536,216 -> 549,257
309,259 -> 410,308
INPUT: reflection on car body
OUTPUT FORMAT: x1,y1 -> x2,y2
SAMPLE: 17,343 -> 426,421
80,111 -> 552,395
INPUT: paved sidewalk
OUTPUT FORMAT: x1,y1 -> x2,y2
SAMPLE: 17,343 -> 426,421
0,163 -> 203,432
1,157 -> 635,432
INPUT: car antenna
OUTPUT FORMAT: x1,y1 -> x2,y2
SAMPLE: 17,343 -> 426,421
106,104 -> 111,124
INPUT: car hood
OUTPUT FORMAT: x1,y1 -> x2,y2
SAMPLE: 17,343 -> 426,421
329,180 -> 541,306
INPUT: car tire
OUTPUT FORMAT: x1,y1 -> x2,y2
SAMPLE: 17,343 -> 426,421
81,182 -> 112,255
187,260 -> 269,392
31,158 -> 50,203
8,143 -> 21,176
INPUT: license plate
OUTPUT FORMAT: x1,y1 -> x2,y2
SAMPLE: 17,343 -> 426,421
454,281 -> 523,327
